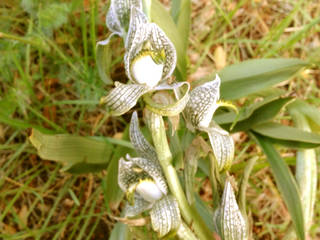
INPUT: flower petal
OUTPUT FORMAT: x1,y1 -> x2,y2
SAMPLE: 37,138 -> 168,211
125,194 -> 153,217
100,82 -> 150,116
124,7 -> 177,84
184,75 -> 221,130
106,0 -> 142,37
149,23 -> 177,80
118,157 -> 149,192
204,125 -> 234,171
150,195 -> 181,238
130,111 -> 158,161
213,181 -> 247,240
127,155 -> 168,196
144,82 -> 190,116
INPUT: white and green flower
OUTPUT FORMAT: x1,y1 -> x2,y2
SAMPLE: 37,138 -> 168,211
118,112 -> 181,237
101,7 -> 189,116
184,75 -> 235,171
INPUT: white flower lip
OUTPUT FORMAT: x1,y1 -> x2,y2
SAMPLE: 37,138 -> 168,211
136,179 -> 164,202
131,55 -> 164,88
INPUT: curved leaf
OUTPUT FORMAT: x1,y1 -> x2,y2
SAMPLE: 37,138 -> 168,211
252,122 -> 320,148
29,129 -> 112,173
219,58 -> 307,100
253,133 -> 305,240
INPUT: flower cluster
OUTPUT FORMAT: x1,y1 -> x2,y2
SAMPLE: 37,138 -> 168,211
99,0 -> 246,239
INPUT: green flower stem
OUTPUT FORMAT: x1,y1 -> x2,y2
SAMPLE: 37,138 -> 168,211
208,152 -> 222,210
148,111 -> 212,240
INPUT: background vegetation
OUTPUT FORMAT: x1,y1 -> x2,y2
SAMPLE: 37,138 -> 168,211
0,0 -> 319,239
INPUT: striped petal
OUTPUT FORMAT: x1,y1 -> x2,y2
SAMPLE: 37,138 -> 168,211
124,194 -> 153,217
100,82 -> 150,116
124,7 -> 176,85
150,195 -> 181,238
106,0 -> 142,37
184,75 -> 221,130
130,111 -> 158,161
204,125 -> 234,171
127,155 -> 168,196
213,181 -> 247,240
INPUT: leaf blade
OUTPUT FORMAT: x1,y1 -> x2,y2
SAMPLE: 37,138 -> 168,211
253,133 -> 305,240
219,58 -> 307,100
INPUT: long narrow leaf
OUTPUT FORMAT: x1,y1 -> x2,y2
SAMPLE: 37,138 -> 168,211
253,133 -> 305,240
219,58 -> 307,100
252,122 -> 320,148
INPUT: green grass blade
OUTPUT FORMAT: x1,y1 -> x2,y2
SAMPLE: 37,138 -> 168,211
253,133 -> 305,240
219,58 -> 307,100
252,122 -> 320,148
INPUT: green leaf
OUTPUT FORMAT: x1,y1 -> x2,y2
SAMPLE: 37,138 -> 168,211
252,122 -> 320,148
29,129 -> 113,173
219,58 -> 307,100
287,99 -> 320,133
171,0 -> 191,62
96,42 -> 113,85
253,133 -> 305,240
151,0 -> 187,79
109,222 -> 130,240
215,97 -> 292,132
103,127 -> 134,212
195,194 -> 215,232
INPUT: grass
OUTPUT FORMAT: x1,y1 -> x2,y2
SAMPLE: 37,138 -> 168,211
0,0 -> 319,239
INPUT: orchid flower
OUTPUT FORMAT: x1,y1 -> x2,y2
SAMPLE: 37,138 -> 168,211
118,112 -> 181,237
213,180 -> 248,240
184,75 -> 235,171
100,7 -> 189,116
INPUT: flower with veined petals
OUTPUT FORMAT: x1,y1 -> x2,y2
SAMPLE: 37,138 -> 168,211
184,74 -> 235,171
100,7 -> 189,117
118,112 -> 181,237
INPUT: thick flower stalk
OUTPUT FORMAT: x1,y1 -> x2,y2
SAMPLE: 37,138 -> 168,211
118,112 -> 181,237
184,74 -> 235,171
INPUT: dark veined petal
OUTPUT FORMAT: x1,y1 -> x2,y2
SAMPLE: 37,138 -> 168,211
106,0 -> 142,37
127,155 -> 168,196
118,157 -> 149,192
184,75 -> 221,130
150,195 -> 181,238
148,23 -> 176,80
213,181 -> 247,240
100,82 -> 150,116
124,7 -> 177,85
130,111 -> 158,161
203,125 -> 234,172
124,194 -> 153,217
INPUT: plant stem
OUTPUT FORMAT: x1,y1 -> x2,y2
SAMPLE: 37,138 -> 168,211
148,111 -> 212,240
